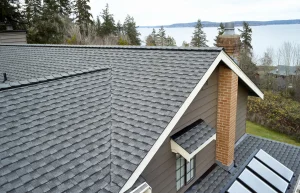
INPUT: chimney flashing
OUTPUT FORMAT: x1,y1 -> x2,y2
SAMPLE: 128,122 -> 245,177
216,160 -> 235,171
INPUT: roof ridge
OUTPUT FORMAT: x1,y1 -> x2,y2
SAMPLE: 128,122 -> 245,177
0,44 -> 223,51
0,67 -> 109,91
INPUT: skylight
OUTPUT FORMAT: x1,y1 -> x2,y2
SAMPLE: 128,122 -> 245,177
223,149 -> 295,193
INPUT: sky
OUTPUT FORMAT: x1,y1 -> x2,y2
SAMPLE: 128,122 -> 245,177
90,0 -> 300,26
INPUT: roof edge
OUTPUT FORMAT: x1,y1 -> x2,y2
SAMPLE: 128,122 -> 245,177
0,44 -> 223,52
220,50 -> 264,99
247,134 -> 300,149
0,30 -> 27,33
120,51 -> 264,192
0,67 -> 109,91
119,52 -> 223,193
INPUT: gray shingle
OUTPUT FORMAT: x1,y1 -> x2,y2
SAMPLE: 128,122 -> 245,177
186,135 -> 300,193
0,69 -> 112,193
0,45 -> 222,193
171,120 -> 216,153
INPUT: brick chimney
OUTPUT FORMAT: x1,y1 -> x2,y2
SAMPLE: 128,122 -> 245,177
215,22 -> 239,170
216,22 -> 241,63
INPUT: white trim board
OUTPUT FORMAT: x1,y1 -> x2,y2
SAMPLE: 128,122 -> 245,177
220,50 -> 264,99
129,182 -> 152,193
120,51 -> 264,193
171,134 -> 216,162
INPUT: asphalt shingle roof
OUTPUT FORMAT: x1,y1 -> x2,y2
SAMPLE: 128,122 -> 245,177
186,134 -> 300,193
0,69 -> 112,193
0,45 -> 222,192
171,120 -> 216,154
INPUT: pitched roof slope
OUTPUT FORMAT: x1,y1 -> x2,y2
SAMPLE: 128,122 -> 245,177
186,135 -> 300,193
0,45 -> 221,82
0,45 -> 222,192
171,120 -> 216,154
0,69 -> 112,193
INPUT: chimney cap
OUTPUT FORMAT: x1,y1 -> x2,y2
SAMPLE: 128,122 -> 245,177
223,22 -> 235,35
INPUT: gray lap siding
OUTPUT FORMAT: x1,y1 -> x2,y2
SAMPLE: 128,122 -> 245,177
0,32 -> 27,44
235,83 -> 248,142
141,69 -> 218,193
141,68 -> 249,193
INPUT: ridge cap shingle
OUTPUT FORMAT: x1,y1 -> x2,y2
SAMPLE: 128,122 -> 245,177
0,67 -> 109,91
0,44 -> 223,52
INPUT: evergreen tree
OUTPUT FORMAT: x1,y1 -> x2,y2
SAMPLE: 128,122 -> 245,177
239,21 -> 253,55
156,26 -> 167,46
238,22 -> 256,82
116,20 -> 122,35
190,19 -> 207,47
145,28 -> 156,46
182,41 -> 189,47
0,0 -> 25,30
42,0 -> 72,16
165,36 -> 176,46
146,27 -> 176,46
99,3 -> 116,36
213,22 -> 225,46
74,0 -> 93,35
43,0 -> 59,14
239,49 -> 258,82
95,16 -> 101,36
123,15 -> 141,45
58,0 -> 72,16
27,1 -> 71,44
24,0 -> 42,27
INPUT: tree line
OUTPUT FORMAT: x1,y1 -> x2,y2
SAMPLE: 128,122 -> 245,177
2,1 -> 258,84
145,20 -> 208,47
146,20 -> 257,83
0,0 -> 141,45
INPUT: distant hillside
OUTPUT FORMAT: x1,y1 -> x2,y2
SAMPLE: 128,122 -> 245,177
139,19 -> 300,28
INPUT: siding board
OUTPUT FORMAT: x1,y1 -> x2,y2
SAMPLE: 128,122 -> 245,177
0,32 -> 27,44
141,69 -> 250,193
235,83 -> 248,141
142,69 -> 218,193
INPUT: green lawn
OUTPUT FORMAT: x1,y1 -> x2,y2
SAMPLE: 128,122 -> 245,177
246,121 -> 300,146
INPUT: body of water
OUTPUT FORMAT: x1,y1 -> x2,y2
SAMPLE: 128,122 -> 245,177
138,24 -> 300,59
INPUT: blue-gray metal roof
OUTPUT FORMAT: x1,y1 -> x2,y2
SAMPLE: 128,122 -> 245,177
0,45 -> 222,193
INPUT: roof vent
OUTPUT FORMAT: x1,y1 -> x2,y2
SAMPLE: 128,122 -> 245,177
223,22 -> 235,35
3,73 -> 7,83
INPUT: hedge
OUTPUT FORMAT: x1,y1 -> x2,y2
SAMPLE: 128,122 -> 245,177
247,91 -> 300,141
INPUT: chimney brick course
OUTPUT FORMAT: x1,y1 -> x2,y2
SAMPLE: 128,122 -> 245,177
216,64 -> 238,167
216,35 -> 241,62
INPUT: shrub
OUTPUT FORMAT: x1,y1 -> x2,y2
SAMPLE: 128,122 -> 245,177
248,91 -> 300,141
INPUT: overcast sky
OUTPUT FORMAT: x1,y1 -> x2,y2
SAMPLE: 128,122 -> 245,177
90,0 -> 300,26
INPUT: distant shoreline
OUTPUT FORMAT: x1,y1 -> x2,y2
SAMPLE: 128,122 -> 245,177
139,19 -> 300,28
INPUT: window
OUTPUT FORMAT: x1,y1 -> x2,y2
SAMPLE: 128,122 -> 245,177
176,154 -> 195,191
186,157 -> 195,182
176,154 -> 185,190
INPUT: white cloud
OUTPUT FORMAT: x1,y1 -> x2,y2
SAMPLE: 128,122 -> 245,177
89,0 -> 300,26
